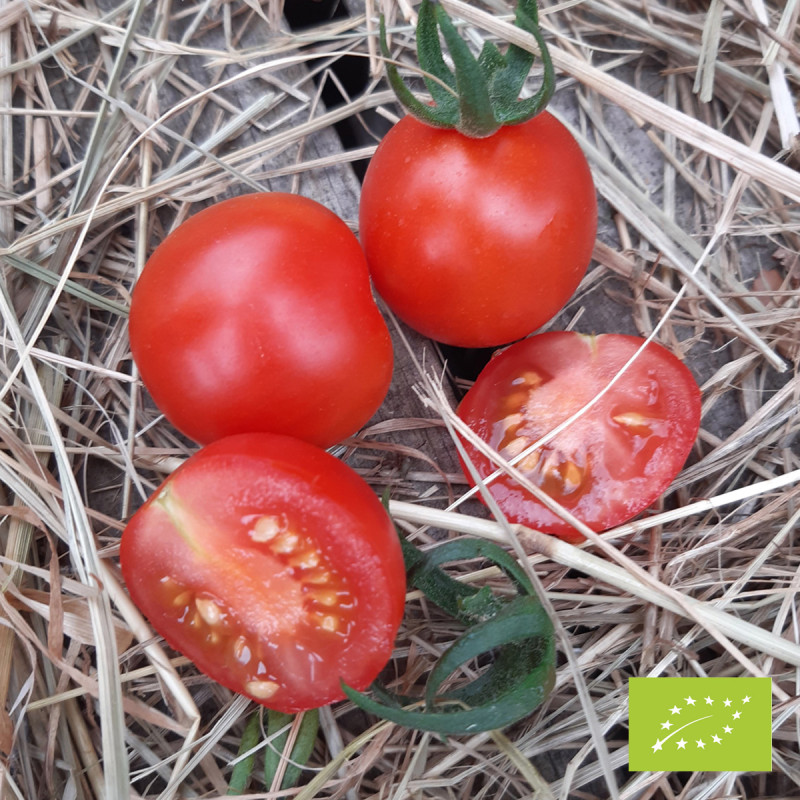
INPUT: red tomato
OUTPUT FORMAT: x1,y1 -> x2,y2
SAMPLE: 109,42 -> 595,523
129,193 -> 393,448
120,433 -> 406,713
456,333 -> 701,542
358,112 -> 597,348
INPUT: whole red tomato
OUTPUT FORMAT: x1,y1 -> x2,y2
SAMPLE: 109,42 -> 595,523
358,112 -> 597,348
129,193 -> 393,448
120,433 -> 407,713
457,333 -> 701,542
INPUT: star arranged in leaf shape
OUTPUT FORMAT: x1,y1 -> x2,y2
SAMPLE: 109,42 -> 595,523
712,734 -> 722,744
676,738 -> 687,749
705,696 -> 714,705
742,696 -> 751,704
670,705 -> 682,715
696,739 -> 706,749
661,720 -> 673,730
685,696 -> 696,706
723,725 -> 733,734
733,711 -> 741,720
652,739 -> 664,752
723,698 -> 732,707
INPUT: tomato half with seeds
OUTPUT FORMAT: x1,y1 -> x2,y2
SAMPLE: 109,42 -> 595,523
456,333 -> 701,542
129,192 -> 393,449
120,433 -> 406,713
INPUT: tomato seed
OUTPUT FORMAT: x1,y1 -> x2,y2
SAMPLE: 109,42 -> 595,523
502,393 -> 528,413
613,411 -> 651,430
172,590 -> 192,608
303,569 -> 332,585
245,679 -> 280,700
310,589 -> 338,607
562,461 -> 584,491
318,614 -> 338,632
272,532 -> 300,554
195,597 -> 222,626
518,451 -> 541,473
501,435 -> 531,459
249,515 -> 282,542
233,636 -> 252,664
290,549 -> 321,569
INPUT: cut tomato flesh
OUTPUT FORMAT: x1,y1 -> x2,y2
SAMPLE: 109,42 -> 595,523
120,433 -> 406,712
456,333 -> 702,541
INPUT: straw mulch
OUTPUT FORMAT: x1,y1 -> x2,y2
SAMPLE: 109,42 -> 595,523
1,0 -> 799,797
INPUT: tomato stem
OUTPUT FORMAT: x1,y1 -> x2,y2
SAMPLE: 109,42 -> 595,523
380,0 -> 554,137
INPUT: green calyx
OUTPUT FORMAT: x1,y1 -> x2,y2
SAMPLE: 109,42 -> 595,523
380,0 -> 555,138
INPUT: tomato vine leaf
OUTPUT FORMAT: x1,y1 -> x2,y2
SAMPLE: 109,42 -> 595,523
343,533 -> 555,735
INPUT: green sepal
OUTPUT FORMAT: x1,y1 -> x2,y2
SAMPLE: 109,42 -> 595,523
380,0 -> 555,137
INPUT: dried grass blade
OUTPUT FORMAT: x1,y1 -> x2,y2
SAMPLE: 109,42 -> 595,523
388,500 -> 800,667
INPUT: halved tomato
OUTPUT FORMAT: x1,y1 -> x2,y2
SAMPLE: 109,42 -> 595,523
456,333 -> 701,542
120,433 -> 406,713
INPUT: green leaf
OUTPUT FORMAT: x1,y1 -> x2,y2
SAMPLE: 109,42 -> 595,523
425,596 -> 553,704
227,711 -> 262,795
264,709 -> 319,791
347,533 -> 556,735
342,680 -> 550,735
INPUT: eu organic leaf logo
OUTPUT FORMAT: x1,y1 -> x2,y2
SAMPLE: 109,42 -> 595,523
628,678 -> 772,772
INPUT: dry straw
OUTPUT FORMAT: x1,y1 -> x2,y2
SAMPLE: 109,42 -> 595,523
1,0 -> 799,797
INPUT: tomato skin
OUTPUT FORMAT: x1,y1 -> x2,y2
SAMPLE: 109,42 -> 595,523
129,193 -> 393,448
119,433 -> 406,713
456,333 -> 701,542
358,112 -> 597,348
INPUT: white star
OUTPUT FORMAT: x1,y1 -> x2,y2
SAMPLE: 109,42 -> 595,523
742,695 -> 751,704
661,720 -> 673,730
712,734 -> 722,744
685,696 -> 696,706
723,698 -> 732,707
676,738 -> 687,749
652,739 -> 664,752
670,705 -> 682,715
723,725 -> 733,734
704,696 -> 714,705
696,739 -> 706,749
733,711 -> 741,720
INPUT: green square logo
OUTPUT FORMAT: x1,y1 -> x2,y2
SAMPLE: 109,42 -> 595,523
628,678 -> 772,772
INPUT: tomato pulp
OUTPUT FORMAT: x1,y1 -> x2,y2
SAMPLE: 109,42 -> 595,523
120,433 -> 407,713
129,192 -> 393,448
456,333 -> 702,541
359,112 -> 597,348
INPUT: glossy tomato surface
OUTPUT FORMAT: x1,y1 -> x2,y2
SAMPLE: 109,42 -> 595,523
358,112 -> 597,348
456,333 -> 701,541
120,433 -> 406,713
129,192 -> 393,448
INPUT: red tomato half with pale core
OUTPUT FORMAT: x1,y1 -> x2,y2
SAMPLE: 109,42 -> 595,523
120,433 -> 406,713
359,112 -> 597,348
129,192 -> 393,449
456,333 -> 701,542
